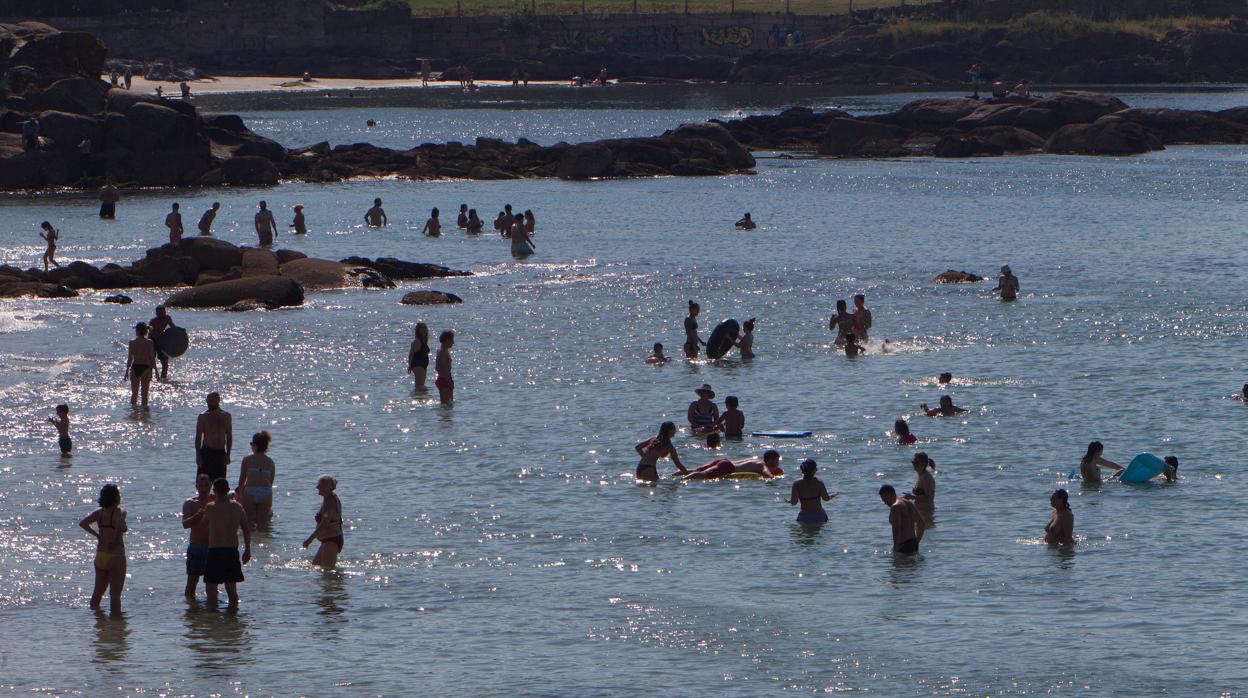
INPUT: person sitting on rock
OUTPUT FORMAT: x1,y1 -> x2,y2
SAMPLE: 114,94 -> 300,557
1014,79 -> 1031,98
991,80 -> 1008,99
735,213 -> 756,230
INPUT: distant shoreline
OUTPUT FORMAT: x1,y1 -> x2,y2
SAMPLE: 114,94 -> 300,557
114,75 -> 575,97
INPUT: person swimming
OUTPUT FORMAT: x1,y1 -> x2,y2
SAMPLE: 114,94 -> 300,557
895,418 -> 917,445
788,459 -> 836,524
646,342 -> 669,365
1078,441 -> 1123,484
921,395 -> 967,417
705,433 -> 722,449
634,421 -> 687,482
684,450 -> 783,480
907,452 -> 937,508
688,384 -> 720,436
938,372 -> 954,385
1044,489 -> 1074,545
735,213 -> 756,230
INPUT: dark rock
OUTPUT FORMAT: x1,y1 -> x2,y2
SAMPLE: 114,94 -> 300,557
1034,91 -> 1128,126
354,269 -> 395,289
275,249 -> 307,265
38,77 -> 106,115
35,110 -> 99,151
127,102 -> 199,150
400,290 -> 464,305
178,237 -> 243,271
1114,108 -> 1248,145
9,29 -> 106,87
0,281 -> 78,298
935,270 -> 984,284
467,165 -> 519,180
202,113 -> 246,132
884,98 -> 983,130
135,255 -> 198,286
965,126 -> 1044,152
0,132 -> 65,188
224,299 -> 276,312
195,268 -> 242,286
277,258 -> 350,289
1013,108 -> 1057,133
221,156 -> 279,186
105,87 -> 165,115
556,143 -> 614,180
340,257 -> 470,280
240,248 -> 280,276
934,134 -> 1004,158
818,117 -> 908,156
165,276 -> 304,309
668,122 -> 755,170
1044,116 -> 1164,155
103,294 -> 132,304
955,103 -> 1028,130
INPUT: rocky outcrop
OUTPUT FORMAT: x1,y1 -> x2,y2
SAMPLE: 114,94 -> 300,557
165,276 -> 305,309
935,270 -> 985,284
339,257 -> 470,280
401,290 -> 464,305
278,258 -> 395,290
1043,116 -> 1164,155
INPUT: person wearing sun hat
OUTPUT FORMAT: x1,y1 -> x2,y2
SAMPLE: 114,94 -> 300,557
687,384 -> 720,436
291,204 -> 307,235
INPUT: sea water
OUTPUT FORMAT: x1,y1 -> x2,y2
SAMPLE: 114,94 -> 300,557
0,86 -> 1245,695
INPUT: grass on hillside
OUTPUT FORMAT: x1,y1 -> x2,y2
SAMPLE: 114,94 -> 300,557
878,11 -> 1230,43
400,0 -> 936,18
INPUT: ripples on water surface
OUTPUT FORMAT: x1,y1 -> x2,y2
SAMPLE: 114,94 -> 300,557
1,86 -> 1246,695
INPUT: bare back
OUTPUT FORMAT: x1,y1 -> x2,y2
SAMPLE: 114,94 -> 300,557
205,500 -> 247,547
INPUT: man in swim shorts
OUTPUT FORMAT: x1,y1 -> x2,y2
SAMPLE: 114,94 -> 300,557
201,478 -> 250,606
995,265 -> 1019,301
880,484 -> 924,554
195,392 -> 233,482
181,473 -> 213,598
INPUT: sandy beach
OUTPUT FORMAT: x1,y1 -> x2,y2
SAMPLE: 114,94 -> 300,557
113,74 -> 568,96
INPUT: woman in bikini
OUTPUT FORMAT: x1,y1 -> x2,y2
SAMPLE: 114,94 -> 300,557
79,483 -> 127,614
687,384 -> 720,436
1078,441 -> 1123,484
909,452 -> 937,508
124,322 -> 155,408
788,459 -> 837,524
408,322 -> 431,389
303,475 -> 343,568
237,431 -> 276,528
634,422 -> 687,482
1044,489 -> 1074,545
683,301 -> 704,358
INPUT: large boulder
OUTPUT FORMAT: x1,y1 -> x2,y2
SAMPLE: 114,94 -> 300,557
818,117 -> 908,156
556,143 -> 614,180
38,77 -> 106,115
34,110 -> 99,151
667,122 -> 755,170
221,156 -> 280,185
8,29 -> 106,87
135,255 -> 198,286
1034,91 -> 1128,126
275,249 -> 307,264
0,132 -> 66,187
177,237 -> 243,271
127,102 -> 199,151
955,103 -> 1028,130
401,290 -> 464,305
240,248 -> 280,276
1113,108 -> 1248,145
165,276 -> 304,309
884,97 -> 983,130
933,133 -> 1004,158
965,126 -> 1044,152
277,258 -> 351,289
1044,116 -> 1164,155
340,257 -> 470,279
0,281 -> 78,298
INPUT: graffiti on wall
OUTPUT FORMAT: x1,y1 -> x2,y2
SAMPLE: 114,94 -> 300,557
764,25 -> 805,48
572,25 -> 679,53
700,26 -> 753,48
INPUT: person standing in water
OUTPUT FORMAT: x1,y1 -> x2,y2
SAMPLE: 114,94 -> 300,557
148,305 -> 174,382
435,330 -> 455,405
39,222 -> 60,271
995,265 -> 1020,301
789,459 -> 836,524
735,213 -> 756,230
1044,489 -> 1074,545
457,204 -> 469,229
908,452 -> 937,508
524,210 -> 536,235
829,299 -> 854,346
510,216 -> 535,256
202,478 -> 251,607
500,204 -> 515,235
843,333 -> 866,357
181,473 -> 213,598
688,384 -> 720,436
47,403 -> 71,456
852,294 -> 872,342
646,342 -> 669,364
195,392 -> 234,483
1078,441 -> 1123,484
683,301 -> 704,358
197,202 -> 220,235
466,209 -> 484,233
254,201 -> 277,246
365,198 -> 387,228
715,395 -> 745,438
165,203 -> 184,245
79,483 -> 127,615
408,322 -> 431,389
634,421 -> 687,482
99,181 -> 120,219
291,204 -> 307,234
124,322 -> 155,408
421,208 -> 442,237
303,475 -> 344,567
237,431 -> 276,528
880,484 -> 924,554
737,318 -> 756,359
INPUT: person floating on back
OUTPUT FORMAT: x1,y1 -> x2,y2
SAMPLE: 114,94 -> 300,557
47,403 -> 71,456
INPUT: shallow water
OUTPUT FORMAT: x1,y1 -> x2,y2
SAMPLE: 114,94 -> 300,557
2,86 -> 1248,695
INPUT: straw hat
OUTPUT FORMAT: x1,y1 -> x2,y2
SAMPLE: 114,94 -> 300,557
695,384 -> 716,399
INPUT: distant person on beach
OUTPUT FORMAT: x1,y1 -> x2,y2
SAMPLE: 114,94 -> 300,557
79,483 -> 127,614
922,395 -> 966,417
457,204 -> 469,229
408,322 -> 431,389
165,203 -> 183,245
195,392 -> 234,483
895,418 -> 916,445
688,384 -> 720,436
39,222 -> 60,271
1014,79 -> 1031,98
124,323 -> 155,408
181,473 -> 213,598
598,65 -> 608,85
255,200 -> 277,246
466,209 -> 483,233
968,63 -> 983,98
880,484 -> 924,554
852,294 -> 872,342
421,59 -> 431,87
738,318 -> 755,359
109,70 -> 119,86
22,116 -> 39,150
155,85 -> 163,98
991,80 -> 1008,99
684,450 -> 783,480
1078,441 -> 1123,484
291,204 -> 307,234
180,81 -> 191,99
735,213 -> 756,230
421,207 -> 442,237
716,395 -> 745,438
123,67 -> 133,89
202,477 -> 251,607
995,265 -> 1019,301
634,421 -> 687,482
908,452 -> 937,508
303,475 -> 344,567
646,342 -> 669,365
47,403 -> 71,456
789,459 -> 836,524
302,71 -> 313,82
99,181 -> 120,219
435,330 -> 455,405
511,68 -> 520,87
844,333 -> 865,357
1044,489 -> 1073,545
829,299 -> 854,346
237,431 -> 276,528
684,300 -> 704,358
148,305 -> 174,381
198,202 -> 220,235
365,198 -> 387,228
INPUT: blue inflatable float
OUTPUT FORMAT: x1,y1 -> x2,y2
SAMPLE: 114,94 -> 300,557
1118,452 -> 1168,483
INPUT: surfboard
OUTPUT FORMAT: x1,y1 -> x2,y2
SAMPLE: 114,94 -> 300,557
705,319 -> 739,360
1119,452 -> 1167,483
751,431 -> 812,439
155,325 -> 189,358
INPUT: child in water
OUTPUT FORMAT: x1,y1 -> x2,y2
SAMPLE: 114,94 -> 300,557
47,403 -> 71,456
646,342 -> 669,365
705,433 -> 722,449
844,333 -> 865,357
716,396 -> 745,438
922,395 -> 967,417
738,318 -> 755,359
894,418 -> 916,445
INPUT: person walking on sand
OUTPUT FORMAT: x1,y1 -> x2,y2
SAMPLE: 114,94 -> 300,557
303,475 -> 344,567
148,305 -> 175,382
200,478 -> 251,607
237,431 -> 276,528
634,421 -> 687,482
435,330 -> 455,405
1044,489 -> 1074,545
198,202 -> 220,235
123,66 -> 133,90
995,265 -> 1019,301
165,203 -> 184,245
291,204 -> 307,234
79,483 -> 127,615
789,459 -> 837,524
124,323 -> 155,408
181,473 -> 213,598
683,300 -> 704,358
880,484 -> 924,554
39,222 -> 60,271
99,181 -> 120,219
408,322 -> 431,389
421,207 -> 442,237
365,198 -> 387,228
254,200 -> 277,246
47,403 -> 72,456
195,392 -> 234,483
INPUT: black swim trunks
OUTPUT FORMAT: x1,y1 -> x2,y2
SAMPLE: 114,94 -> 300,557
897,539 -> 919,555
58,435 -> 72,454
131,364 -> 150,380
636,462 -> 658,480
204,547 -> 244,584
199,447 -> 227,482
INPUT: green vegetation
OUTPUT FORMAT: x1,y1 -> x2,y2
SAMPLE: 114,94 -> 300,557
878,11 -> 1229,44
358,0 -> 412,9
399,0 -> 935,18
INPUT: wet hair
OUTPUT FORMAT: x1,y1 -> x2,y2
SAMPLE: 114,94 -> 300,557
763,449 -> 779,463
318,474 -> 338,491
688,300 -> 699,314
196,472 -> 211,486
939,372 -> 953,383
56,403 -> 68,414
41,220 -> 51,229
98,483 -> 120,507
800,458 -> 817,477
212,478 -> 230,494
894,418 -> 910,436
431,207 -> 439,216
155,305 -> 166,313
374,198 -> 382,205
416,322 -> 429,342
439,330 -> 454,344
468,208 -> 477,217
207,391 -> 220,403
135,322 -> 148,335
212,202 -> 220,208
725,396 -> 738,408
706,433 -> 721,448
939,395 -> 953,406
171,202 -> 179,210
251,430 -> 271,452
836,299 -> 847,312
505,204 -> 512,212
1164,456 -> 1179,470
259,200 -> 267,208
1053,488 -> 1069,509
459,204 -> 467,211
657,421 -> 677,445
743,318 -> 755,332
1081,441 -> 1104,468
879,484 -> 896,498
524,210 -> 533,218
913,452 -> 937,473
854,294 -> 865,303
